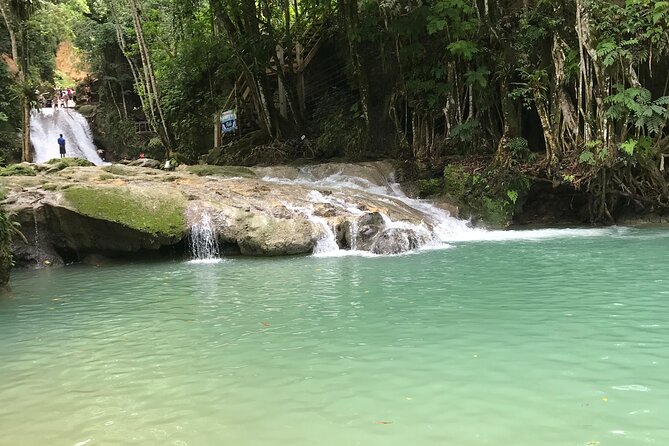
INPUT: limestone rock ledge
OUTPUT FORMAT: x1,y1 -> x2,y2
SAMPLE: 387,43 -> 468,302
0,161 -> 455,267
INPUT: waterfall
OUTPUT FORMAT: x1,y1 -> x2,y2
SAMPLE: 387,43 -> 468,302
312,217 -> 339,254
30,108 -> 105,165
262,165 -> 484,255
188,212 -> 221,263
349,220 -> 358,251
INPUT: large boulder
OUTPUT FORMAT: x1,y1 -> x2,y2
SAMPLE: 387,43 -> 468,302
371,228 -> 424,255
354,212 -> 386,251
232,211 -> 317,256
7,184 -> 187,267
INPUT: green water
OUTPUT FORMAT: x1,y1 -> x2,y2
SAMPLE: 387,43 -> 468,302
1,228 -> 669,446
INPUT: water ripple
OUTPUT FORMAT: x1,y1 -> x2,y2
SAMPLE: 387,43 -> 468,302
2,230 -> 669,445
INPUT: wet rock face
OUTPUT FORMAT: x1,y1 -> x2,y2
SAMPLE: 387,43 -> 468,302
371,228 -> 423,255
232,212 -> 317,256
354,212 -> 385,251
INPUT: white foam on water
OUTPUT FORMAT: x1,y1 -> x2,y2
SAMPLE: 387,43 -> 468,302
445,227 -> 624,243
612,385 -> 650,392
312,249 -> 379,259
187,258 -> 225,265
30,108 -> 106,165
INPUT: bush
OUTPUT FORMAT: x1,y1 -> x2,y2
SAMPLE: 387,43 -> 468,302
505,137 -> 533,164
443,165 -> 472,199
443,163 -> 529,228
479,196 -> 514,228
416,178 -> 443,198
0,164 -> 37,177
0,206 -> 21,287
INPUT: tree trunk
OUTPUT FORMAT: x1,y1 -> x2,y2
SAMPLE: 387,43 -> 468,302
19,11 -> 31,163
495,76 -> 520,165
0,2 -> 18,62
21,97 -> 31,162
126,0 -> 174,154
533,90 -> 558,167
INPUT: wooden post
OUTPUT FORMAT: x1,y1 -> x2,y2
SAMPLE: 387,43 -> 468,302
214,111 -> 221,149
213,13 -> 221,151
296,42 -> 306,114
277,45 -> 288,118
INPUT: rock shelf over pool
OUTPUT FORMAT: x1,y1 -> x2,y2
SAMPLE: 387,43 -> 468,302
0,160 -> 461,267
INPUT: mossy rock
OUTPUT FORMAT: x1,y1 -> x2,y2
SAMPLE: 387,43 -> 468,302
0,164 -> 37,177
102,165 -> 138,176
186,164 -> 257,178
63,186 -> 187,237
45,158 -> 95,174
46,158 -> 95,167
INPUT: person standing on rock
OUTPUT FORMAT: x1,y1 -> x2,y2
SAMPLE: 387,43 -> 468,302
58,134 -> 66,158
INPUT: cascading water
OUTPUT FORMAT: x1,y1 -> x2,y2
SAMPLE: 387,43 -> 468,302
188,212 -> 221,263
349,220 -> 358,251
264,166 -> 479,255
30,108 -> 105,165
312,218 -> 340,254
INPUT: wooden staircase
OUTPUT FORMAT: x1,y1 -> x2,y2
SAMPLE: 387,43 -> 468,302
222,19 -> 325,114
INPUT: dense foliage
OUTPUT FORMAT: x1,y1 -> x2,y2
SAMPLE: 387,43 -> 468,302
2,0 -> 669,222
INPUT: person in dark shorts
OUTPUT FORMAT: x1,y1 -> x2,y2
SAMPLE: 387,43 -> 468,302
58,134 -> 66,158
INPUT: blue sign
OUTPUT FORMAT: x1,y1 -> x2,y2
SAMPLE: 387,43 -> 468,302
221,110 -> 238,133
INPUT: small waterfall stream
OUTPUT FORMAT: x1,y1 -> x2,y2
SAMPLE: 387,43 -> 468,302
312,218 -> 340,254
188,212 -> 221,263
349,220 -> 358,251
30,108 -> 105,165
264,166 -> 478,255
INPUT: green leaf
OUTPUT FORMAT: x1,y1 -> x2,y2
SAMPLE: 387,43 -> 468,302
447,40 -> 478,61
464,67 -> 490,88
579,150 -> 595,165
427,18 -> 447,34
597,147 -> 608,161
506,190 -> 518,204
620,139 -> 637,156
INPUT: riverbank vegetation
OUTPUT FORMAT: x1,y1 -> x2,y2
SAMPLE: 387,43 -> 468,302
1,0 -> 669,226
